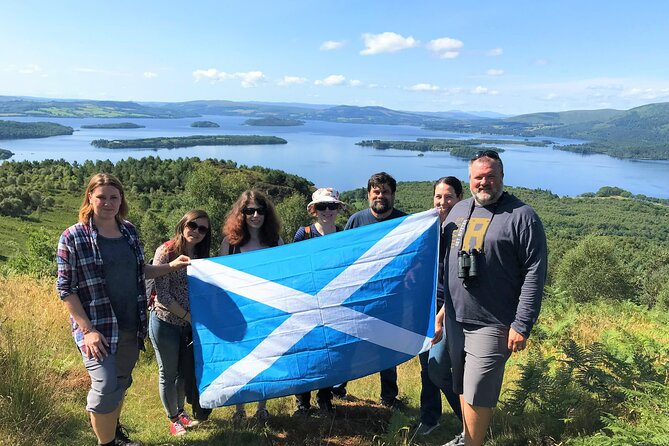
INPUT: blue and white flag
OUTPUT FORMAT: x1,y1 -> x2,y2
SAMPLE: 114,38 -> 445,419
187,209 -> 440,408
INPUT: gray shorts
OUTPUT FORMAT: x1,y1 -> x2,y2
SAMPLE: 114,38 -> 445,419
446,315 -> 511,407
82,330 -> 139,414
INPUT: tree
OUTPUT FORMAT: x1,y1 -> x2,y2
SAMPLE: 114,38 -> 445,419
275,193 -> 311,243
555,236 -> 635,303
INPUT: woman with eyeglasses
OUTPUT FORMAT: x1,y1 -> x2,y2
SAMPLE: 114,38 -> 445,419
149,209 -> 212,436
56,173 -> 190,446
219,190 -> 283,421
291,188 -> 345,416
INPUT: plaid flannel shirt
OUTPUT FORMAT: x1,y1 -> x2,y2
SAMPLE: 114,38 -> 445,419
56,218 -> 147,355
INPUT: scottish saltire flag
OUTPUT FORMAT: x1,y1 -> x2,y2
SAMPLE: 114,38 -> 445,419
187,209 -> 440,408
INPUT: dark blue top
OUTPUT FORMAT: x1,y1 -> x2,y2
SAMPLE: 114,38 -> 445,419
344,207 -> 406,229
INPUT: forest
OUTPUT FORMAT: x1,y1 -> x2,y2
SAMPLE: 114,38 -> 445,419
0,120 -> 73,139
90,134 -> 288,149
0,156 -> 667,445
80,122 -> 145,129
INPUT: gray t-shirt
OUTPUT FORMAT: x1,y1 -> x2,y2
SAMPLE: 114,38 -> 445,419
97,234 -> 139,331
444,193 -> 547,338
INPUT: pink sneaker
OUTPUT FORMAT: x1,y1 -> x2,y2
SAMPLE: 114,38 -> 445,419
178,411 -> 199,428
170,419 -> 187,436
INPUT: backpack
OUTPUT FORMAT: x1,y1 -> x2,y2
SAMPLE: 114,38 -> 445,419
146,240 -> 176,309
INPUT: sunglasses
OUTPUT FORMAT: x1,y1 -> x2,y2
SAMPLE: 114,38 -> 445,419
315,203 -> 340,211
186,220 -> 209,235
471,150 -> 500,161
242,207 -> 266,216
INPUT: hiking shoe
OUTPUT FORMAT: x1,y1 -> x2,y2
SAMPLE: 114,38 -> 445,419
115,423 -> 141,446
317,399 -> 335,415
292,406 -> 311,418
415,421 -> 440,436
442,431 -> 465,446
177,411 -> 199,428
169,420 -> 187,437
331,388 -> 348,400
254,408 -> 270,421
232,409 -> 246,421
380,397 -> 407,411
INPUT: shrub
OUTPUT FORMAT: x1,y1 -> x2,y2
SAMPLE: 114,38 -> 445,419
555,236 -> 634,302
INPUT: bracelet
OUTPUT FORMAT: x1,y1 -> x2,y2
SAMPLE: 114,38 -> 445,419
81,326 -> 94,334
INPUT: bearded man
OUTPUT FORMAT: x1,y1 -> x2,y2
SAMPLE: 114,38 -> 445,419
440,151 -> 547,446
331,171 -> 407,409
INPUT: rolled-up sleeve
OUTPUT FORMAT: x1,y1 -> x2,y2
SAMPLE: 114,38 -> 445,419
56,230 -> 78,299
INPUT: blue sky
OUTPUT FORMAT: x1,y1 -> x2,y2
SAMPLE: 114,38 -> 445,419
2,1 -> 668,115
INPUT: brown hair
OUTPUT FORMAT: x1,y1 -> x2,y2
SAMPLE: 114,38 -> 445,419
78,173 -> 129,224
433,176 -> 464,198
169,209 -> 212,259
223,190 -> 281,248
367,172 -> 397,193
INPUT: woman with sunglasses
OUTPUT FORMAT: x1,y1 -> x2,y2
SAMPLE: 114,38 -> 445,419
56,173 -> 190,446
149,210 -> 212,436
219,190 -> 283,420
291,188 -> 345,417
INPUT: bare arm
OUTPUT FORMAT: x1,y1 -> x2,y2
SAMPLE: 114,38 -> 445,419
144,255 -> 191,279
62,293 -> 109,361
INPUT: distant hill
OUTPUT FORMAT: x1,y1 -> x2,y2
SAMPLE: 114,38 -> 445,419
425,102 -> 669,159
0,98 -> 196,118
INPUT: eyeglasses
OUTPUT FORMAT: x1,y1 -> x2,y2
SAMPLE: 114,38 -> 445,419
315,203 -> 340,211
186,220 -> 209,235
242,207 -> 266,216
471,150 -> 500,161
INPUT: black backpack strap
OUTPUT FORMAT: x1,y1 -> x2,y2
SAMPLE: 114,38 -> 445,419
304,225 -> 312,239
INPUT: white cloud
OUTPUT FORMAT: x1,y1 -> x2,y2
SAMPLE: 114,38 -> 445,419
545,93 -> 558,100
360,32 -> 419,55
621,87 -> 669,100
471,86 -> 499,95
192,69 -> 265,88
426,37 -> 464,59
143,71 -> 158,79
17,64 -> 42,74
535,58 -> 549,66
314,74 -> 346,86
486,69 -> 504,76
487,47 -> 503,56
320,40 -> 345,51
277,75 -> 308,86
407,83 -> 441,92
349,79 -> 363,87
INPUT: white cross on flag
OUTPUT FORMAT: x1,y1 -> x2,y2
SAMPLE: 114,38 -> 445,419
187,209 -> 439,408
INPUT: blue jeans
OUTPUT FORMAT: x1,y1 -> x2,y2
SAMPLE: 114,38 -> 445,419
426,329 -> 463,423
149,312 -> 190,419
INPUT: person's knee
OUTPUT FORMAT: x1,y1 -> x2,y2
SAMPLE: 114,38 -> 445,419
87,386 -> 123,414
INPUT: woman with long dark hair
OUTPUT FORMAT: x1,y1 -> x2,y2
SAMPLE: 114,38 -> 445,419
56,173 -> 189,446
219,190 -> 283,421
149,209 -> 212,436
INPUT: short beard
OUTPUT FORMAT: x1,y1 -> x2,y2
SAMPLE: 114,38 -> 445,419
474,188 -> 503,206
371,199 -> 391,214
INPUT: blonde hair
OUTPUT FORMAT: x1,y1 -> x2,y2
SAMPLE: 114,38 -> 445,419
78,173 -> 129,224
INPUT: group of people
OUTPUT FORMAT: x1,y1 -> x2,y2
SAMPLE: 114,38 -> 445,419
56,150 -> 547,446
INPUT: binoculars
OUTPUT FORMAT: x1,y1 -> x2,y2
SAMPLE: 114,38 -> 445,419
457,248 -> 480,279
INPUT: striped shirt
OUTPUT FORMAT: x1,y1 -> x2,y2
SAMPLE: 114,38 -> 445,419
56,218 -> 147,355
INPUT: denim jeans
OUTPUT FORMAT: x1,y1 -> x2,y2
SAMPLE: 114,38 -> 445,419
149,312 -> 190,419
427,328 -> 463,423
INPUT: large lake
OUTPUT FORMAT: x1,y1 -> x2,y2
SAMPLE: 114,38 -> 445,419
3,115 -> 669,198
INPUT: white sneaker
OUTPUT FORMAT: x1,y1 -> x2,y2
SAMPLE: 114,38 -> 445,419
416,421 -> 440,435
442,431 -> 465,446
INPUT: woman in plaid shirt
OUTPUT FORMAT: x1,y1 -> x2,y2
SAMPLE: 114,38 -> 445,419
56,173 -> 189,446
